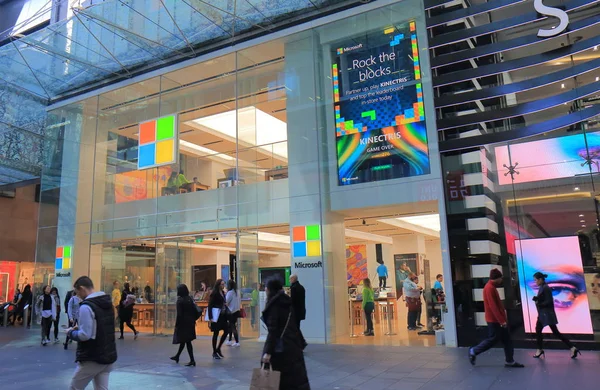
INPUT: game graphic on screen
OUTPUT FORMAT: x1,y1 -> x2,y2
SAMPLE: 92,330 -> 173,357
333,21 -> 430,186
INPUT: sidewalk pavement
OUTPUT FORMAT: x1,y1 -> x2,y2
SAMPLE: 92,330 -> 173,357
0,327 -> 599,389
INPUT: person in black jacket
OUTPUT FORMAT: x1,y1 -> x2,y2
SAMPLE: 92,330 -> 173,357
290,274 -> 307,349
532,272 -> 580,359
208,279 -> 228,359
262,278 -> 310,390
118,283 -> 139,340
67,276 -> 117,390
170,284 -> 198,366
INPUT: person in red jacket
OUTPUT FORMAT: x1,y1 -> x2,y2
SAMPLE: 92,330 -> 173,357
468,268 -> 524,368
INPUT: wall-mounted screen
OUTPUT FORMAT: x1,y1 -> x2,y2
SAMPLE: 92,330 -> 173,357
516,236 -> 593,334
333,21 -> 430,186
495,131 -> 600,185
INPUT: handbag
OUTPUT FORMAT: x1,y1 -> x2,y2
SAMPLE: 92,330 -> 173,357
275,312 -> 292,353
250,364 -> 281,390
240,307 -> 247,319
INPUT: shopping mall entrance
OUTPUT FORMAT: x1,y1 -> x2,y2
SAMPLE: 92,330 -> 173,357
335,201 -> 446,347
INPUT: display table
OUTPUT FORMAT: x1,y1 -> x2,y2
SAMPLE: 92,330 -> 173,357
265,167 -> 288,181
349,296 -> 397,328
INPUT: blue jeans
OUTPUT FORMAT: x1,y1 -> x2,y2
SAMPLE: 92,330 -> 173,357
472,322 -> 514,362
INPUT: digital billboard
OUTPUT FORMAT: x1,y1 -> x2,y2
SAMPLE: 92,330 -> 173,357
333,21 -> 430,186
494,131 -> 600,185
516,237 -> 593,334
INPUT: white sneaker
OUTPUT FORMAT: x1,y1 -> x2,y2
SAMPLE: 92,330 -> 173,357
54,338 -> 60,344
232,343 -> 240,348
225,340 -> 233,346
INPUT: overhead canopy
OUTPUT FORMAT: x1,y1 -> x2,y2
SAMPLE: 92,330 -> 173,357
0,0 -> 354,187
0,0 -> 348,101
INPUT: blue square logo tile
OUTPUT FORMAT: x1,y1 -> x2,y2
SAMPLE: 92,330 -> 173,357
55,258 -> 62,269
293,242 -> 307,258
138,143 -> 156,168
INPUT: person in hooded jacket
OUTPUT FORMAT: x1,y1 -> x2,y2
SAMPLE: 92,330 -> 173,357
118,283 -> 139,340
36,285 -> 56,346
170,284 -> 198,366
261,278 -> 310,390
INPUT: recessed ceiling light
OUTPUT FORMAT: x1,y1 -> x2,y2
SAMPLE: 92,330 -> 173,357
574,187 -> 580,191
580,220 -> 586,223
580,214 -> 584,217
596,76 -> 600,82
595,46 -> 599,51
561,83 -> 565,89
582,225 -> 587,228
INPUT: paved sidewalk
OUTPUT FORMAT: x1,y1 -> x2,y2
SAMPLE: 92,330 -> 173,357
0,327 -> 599,389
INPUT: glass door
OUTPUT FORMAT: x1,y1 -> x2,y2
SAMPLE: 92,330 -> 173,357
154,239 -> 191,335
237,231 -> 259,339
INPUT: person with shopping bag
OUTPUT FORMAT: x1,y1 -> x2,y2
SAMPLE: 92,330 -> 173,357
207,279 -> 229,360
257,278 -> 310,390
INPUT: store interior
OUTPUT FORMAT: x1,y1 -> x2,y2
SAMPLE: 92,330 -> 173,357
99,201 -> 445,347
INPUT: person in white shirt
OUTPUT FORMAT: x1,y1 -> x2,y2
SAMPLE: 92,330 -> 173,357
64,293 -> 81,350
35,285 -> 56,346
225,279 -> 241,347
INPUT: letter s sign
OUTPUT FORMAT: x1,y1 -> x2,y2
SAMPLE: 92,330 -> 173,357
534,0 -> 569,38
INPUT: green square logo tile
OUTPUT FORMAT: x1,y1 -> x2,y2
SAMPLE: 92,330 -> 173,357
306,225 -> 320,241
156,116 -> 175,140
63,246 -> 71,257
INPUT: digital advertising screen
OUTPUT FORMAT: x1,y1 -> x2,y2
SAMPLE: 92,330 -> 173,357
516,237 -> 593,334
494,131 -> 600,185
333,21 -> 430,186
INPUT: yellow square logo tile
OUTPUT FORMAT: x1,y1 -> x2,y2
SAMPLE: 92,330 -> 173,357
307,241 -> 321,257
155,139 -> 174,164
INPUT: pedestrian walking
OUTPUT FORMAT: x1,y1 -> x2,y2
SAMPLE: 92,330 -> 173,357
50,287 -> 61,344
170,284 -> 199,366
208,279 -> 228,359
377,261 -> 388,289
531,272 -> 581,359
118,283 -> 139,340
225,279 -> 241,347
261,278 -> 310,390
65,292 -> 81,350
290,274 -> 308,349
67,276 -> 117,390
468,269 -> 524,368
36,285 -> 56,346
362,278 -> 375,336
9,284 -> 32,327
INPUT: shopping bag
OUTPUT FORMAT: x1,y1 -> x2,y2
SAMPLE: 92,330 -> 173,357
204,307 -> 221,322
250,365 -> 280,390
240,307 -> 247,318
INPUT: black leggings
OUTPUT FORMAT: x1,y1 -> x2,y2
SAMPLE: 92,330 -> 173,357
53,317 -> 60,339
536,321 -> 574,350
175,341 -> 194,362
212,329 -> 227,353
120,319 -> 137,336
41,316 -> 52,340
227,312 -> 239,343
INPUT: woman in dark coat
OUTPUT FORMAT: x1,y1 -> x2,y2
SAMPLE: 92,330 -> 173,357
170,284 -> 198,366
118,282 -> 139,340
208,279 -> 228,359
262,278 -> 310,390
532,272 -> 580,359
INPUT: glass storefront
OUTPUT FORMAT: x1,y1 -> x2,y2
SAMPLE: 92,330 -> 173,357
36,0 -> 457,345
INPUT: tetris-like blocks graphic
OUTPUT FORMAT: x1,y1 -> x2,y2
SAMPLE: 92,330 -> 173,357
138,115 -> 177,169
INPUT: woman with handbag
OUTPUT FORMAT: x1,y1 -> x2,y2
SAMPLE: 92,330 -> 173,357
225,279 -> 241,347
261,278 -> 310,390
170,284 -> 198,366
208,279 -> 228,359
532,272 -> 580,359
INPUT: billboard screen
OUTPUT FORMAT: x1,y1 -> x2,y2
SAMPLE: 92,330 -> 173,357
333,21 -> 430,186
516,236 -> 593,334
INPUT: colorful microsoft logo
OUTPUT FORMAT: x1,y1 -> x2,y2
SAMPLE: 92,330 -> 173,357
337,48 -> 344,55
292,225 -> 322,257
55,246 -> 72,270
138,114 -> 178,169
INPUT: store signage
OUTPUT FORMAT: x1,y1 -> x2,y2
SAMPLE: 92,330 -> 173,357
333,20 -> 430,186
294,261 -> 323,269
138,114 -> 178,170
55,246 -> 72,270
292,225 -> 322,258
534,0 -> 569,38
56,272 -> 71,278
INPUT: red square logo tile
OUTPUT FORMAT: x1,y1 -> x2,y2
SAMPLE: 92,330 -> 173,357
139,121 -> 156,145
